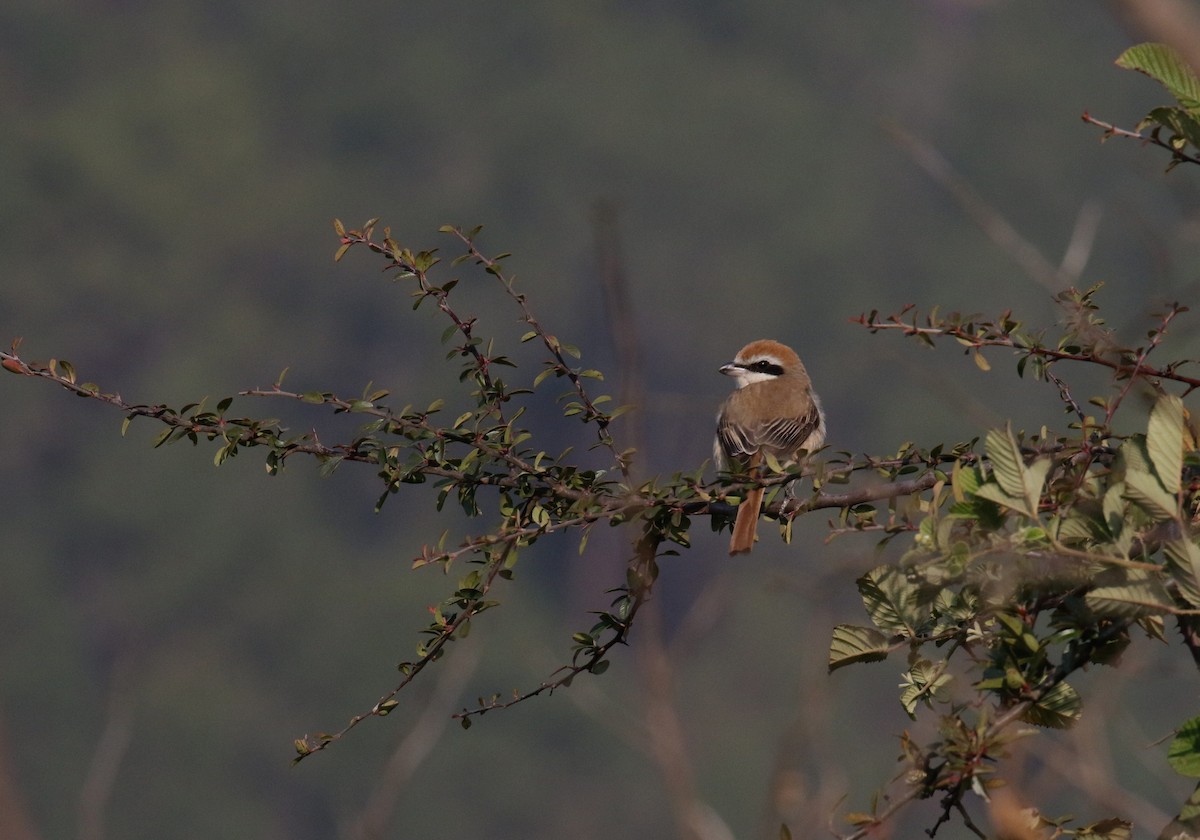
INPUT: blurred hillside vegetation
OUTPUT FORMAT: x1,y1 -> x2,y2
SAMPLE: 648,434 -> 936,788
4,1 -> 1200,839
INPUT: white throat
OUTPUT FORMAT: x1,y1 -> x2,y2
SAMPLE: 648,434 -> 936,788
731,370 -> 775,387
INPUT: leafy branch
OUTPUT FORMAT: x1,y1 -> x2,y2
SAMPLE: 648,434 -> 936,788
1084,42 -> 1200,170
829,287 -> 1200,837
2,221 -> 953,765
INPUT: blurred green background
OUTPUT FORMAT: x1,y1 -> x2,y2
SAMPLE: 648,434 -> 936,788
4,2 -> 1200,838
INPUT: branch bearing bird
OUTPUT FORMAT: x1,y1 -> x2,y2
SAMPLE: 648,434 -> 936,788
714,339 -> 825,555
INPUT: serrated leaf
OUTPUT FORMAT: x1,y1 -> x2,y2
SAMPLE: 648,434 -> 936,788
1116,43 -> 1200,113
1124,466 -> 1179,522
1170,717 -> 1200,777
1148,393 -> 1185,494
856,565 -> 922,637
1022,679 -> 1081,729
1054,508 -> 1101,543
898,659 -> 952,718
986,425 -> 1027,500
973,481 -> 1032,517
1085,568 -> 1173,618
1102,479 -> 1127,540
828,624 -> 892,672
1164,539 -> 1200,608
1023,457 -> 1051,512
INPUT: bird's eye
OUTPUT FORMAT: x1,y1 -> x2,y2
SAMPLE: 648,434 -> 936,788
749,359 -> 782,374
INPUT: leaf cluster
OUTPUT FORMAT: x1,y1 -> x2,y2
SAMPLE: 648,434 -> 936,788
1084,42 -> 1200,171
833,291 -> 1200,837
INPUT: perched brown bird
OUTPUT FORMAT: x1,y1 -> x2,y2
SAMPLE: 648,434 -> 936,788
714,340 -> 825,555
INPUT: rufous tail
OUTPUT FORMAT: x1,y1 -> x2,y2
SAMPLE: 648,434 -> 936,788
729,452 -> 764,555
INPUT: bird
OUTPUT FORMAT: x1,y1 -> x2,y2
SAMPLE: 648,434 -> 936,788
714,339 -> 825,555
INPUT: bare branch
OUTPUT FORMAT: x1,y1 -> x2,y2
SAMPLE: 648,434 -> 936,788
1081,112 -> 1200,168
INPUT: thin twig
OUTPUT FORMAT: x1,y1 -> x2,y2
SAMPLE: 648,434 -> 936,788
349,648 -> 480,840
1081,112 -> 1200,168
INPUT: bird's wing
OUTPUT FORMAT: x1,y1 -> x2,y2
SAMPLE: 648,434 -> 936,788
716,415 -> 756,463
759,404 -> 823,456
718,404 -> 822,463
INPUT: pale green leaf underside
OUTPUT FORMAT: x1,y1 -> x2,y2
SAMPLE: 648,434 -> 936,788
1117,42 -> 1200,113
828,624 -> 892,672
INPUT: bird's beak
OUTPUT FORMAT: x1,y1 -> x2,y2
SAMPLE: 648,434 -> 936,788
719,363 -> 741,376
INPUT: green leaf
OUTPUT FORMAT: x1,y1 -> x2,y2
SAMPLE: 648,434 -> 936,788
995,611 -> 1041,653
1142,106 -> 1200,151
1124,466 -> 1179,522
951,459 -> 979,500
1170,717 -> 1200,777
213,443 -> 235,467
1023,457 -> 1051,513
1102,480 -> 1128,541
1164,539 -> 1200,608
1054,508 -> 1102,543
1148,393 -> 1185,494
1085,568 -> 1173,618
1116,43 -> 1200,113
985,425 -> 1027,500
898,659 -> 952,718
856,566 -> 922,637
828,624 -> 892,672
1022,679 -> 1081,729
972,481 -> 1030,517
318,455 -> 345,478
